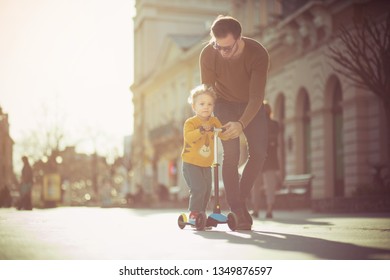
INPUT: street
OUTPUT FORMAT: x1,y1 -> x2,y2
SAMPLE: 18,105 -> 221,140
0,207 -> 390,260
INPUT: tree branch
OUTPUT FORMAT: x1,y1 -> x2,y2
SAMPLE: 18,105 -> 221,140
327,12 -> 390,102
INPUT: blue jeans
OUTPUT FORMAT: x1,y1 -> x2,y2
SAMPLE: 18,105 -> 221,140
214,99 -> 268,212
182,162 -> 212,212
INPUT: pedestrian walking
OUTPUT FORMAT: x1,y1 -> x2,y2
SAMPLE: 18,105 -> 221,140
18,156 -> 33,210
251,102 -> 282,219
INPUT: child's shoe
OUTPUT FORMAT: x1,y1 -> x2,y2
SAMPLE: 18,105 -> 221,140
188,211 -> 198,226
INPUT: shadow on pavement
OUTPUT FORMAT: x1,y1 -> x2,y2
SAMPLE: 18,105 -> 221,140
262,217 -> 333,226
194,230 -> 390,260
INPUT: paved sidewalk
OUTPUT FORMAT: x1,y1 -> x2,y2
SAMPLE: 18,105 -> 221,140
0,207 -> 390,260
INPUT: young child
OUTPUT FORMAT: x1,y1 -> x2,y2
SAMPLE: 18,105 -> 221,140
181,84 -> 227,224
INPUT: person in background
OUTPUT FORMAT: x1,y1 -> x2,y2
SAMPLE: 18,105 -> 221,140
181,84 -> 227,224
200,15 -> 269,230
251,102 -> 281,219
18,156 -> 33,210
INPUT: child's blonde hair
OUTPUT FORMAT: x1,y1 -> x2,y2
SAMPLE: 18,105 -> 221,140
188,84 -> 217,104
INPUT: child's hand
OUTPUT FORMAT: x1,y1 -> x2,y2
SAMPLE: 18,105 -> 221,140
201,124 -> 212,132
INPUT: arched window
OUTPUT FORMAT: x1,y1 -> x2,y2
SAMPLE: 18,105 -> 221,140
303,93 -> 311,173
296,88 -> 311,174
333,81 -> 344,197
324,75 -> 346,198
274,94 -> 286,177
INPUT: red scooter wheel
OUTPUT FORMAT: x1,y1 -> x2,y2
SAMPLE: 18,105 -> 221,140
227,212 -> 238,231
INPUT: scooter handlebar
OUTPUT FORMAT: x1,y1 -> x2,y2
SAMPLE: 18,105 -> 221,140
212,127 -> 226,133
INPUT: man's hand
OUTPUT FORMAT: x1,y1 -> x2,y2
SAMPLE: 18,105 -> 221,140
221,121 -> 243,139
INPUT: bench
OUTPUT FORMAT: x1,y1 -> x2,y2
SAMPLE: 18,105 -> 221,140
276,174 -> 313,209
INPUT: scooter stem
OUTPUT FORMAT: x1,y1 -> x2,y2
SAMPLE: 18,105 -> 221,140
213,128 -> 223,214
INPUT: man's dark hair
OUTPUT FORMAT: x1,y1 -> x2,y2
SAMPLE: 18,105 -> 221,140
210,15 -> 242,40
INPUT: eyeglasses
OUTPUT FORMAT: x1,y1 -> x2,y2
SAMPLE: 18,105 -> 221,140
212,39 -> 237,53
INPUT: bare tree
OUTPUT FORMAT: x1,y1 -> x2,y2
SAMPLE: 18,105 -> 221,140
18,102 -> 68,164
327,12 -> 390,169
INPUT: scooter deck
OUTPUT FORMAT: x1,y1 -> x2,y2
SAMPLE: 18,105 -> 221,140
208,212 -> 228,223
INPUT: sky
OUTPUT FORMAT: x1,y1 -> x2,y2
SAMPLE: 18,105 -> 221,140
0,0 -> 135,164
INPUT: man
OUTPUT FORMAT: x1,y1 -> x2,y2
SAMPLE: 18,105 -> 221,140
200,15 -> 269,230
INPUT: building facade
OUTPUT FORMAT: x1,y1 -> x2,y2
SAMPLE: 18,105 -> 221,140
0,106 -> 14,191
131,0 -> 389,204
131,0 -> 231,198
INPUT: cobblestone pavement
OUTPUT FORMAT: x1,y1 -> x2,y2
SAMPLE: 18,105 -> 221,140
1,207 -> 390,260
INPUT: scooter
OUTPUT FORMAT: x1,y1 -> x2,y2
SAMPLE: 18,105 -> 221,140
177,127 -> 238,231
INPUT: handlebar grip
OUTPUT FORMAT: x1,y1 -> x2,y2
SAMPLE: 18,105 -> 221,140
212,127 -> 226,133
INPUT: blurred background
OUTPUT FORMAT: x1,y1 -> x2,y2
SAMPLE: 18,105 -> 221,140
1,0 -> 389,212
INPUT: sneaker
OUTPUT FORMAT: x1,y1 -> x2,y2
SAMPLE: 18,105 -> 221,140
234,209 -> 252,230
237,220 -> 252,230
189,211 -> 198,225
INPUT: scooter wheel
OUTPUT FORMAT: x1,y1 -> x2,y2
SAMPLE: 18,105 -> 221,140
227,212 -> 238,231
195,212 -> 207,230
178,213 -> 187,229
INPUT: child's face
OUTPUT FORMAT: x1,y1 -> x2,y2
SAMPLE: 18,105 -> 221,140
192,93 -> 214,120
